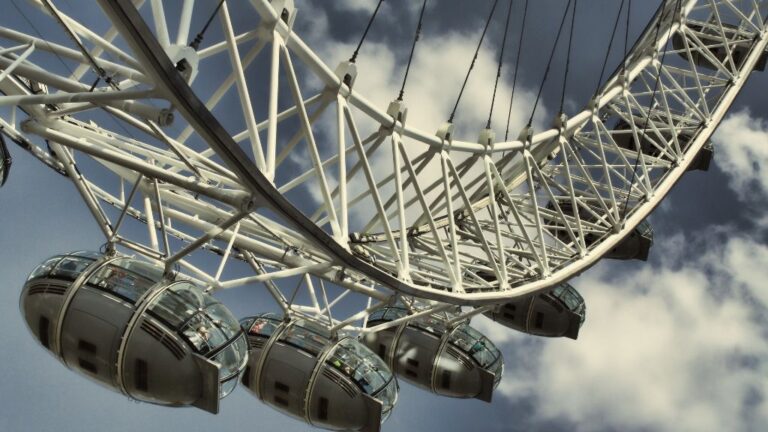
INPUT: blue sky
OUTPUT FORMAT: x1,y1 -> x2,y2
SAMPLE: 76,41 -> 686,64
1,1 -> 768,431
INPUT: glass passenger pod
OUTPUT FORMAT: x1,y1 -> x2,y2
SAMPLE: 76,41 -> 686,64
0,133 -> 10,187
485,282 -> 587,340
609,219 -> 653,261
544,200 -> 653,261
240,314 -> 397,432
20,252 -> 247,414
361,307 -> 503,403
672,20 -> 767,72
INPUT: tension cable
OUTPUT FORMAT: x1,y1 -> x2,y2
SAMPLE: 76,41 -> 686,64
448,0 -> 500,124
620,0 -> 679,221
398,0 -> 429,101
486,0 -> 515,130
504,0 -> 528,141
190,0 -> 226,50
350,0 -> 385,63
594,0 -> 628,97
558,0 -> 578,114
527,0 -> 573,128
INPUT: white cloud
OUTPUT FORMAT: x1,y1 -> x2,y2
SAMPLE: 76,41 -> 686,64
467,112 -> 768,432
282,11 -> 768,430
329,0 -> 431,19
483,227 -> 768,432
718,236 -> 768,307
305,23 -> 544,138
287,3 -> 547,231
713,110 -> 768,200
335,0 -> 380,14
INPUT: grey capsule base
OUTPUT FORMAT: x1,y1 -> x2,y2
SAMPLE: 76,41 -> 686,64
20,252 -> 247,414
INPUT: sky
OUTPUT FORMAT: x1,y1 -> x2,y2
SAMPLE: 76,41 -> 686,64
1,1 -> 768,431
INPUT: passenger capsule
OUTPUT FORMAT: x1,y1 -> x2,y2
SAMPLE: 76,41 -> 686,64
20,251 -> 248,413
672,22 -> 767,72
361,307 -> 503,402
613,119 -> 714,172
240,314 -> 398,432
0,134 -> 10,187
545,200 -> 653,261
484,283 -> 586,340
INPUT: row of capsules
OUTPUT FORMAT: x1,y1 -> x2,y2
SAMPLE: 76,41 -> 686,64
20,251 -> 587,431
16,16 -> 768,430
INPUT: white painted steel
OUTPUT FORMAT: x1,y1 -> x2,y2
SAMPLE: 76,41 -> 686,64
0,0 -> 765,333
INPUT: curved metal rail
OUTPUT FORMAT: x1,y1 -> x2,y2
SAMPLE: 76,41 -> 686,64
0,0 -> 765,309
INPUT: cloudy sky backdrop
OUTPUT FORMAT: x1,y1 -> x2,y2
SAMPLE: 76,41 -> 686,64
1,1 -> 767,431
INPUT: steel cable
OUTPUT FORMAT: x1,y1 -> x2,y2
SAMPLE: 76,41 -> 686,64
350,0 -> 385,63
486,0 -> 515,129
558,0 -> 578,114
397,0 -> 429,101
620,0 -> 680,221
190,0 -> 226,50
504,0 -> 529,141
527,0 -> 573,128
594,0 -> 628,97
448,0 -> 500,124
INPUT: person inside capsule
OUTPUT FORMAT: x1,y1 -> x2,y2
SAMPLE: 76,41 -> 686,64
362,307 -> 503,403
20,251 -> 248,413
240,313 -> 398,432
484,282 -> 587,339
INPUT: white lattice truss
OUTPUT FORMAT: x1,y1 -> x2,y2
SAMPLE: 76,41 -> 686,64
0,0 -> 766,331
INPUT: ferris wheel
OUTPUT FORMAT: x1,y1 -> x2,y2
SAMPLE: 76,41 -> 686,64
2,0 -> 766,430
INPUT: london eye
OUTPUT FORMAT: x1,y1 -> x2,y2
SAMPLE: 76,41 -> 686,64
1,1 -> 766,430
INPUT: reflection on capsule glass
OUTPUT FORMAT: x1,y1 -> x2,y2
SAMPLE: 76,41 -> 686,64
361,307 -> 503,402
241,314 -> 398,432
20,251 -> 248,413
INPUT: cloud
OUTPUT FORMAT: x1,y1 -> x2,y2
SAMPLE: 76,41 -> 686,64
477,225 -> 768,432
334,0 -> 380,14
299,8 -> 544,137
718,236 -> 768,307
328,0 -> 431,20
285,7 -> 768,430
713,110 -> 768,200
288,2 -> 547,231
